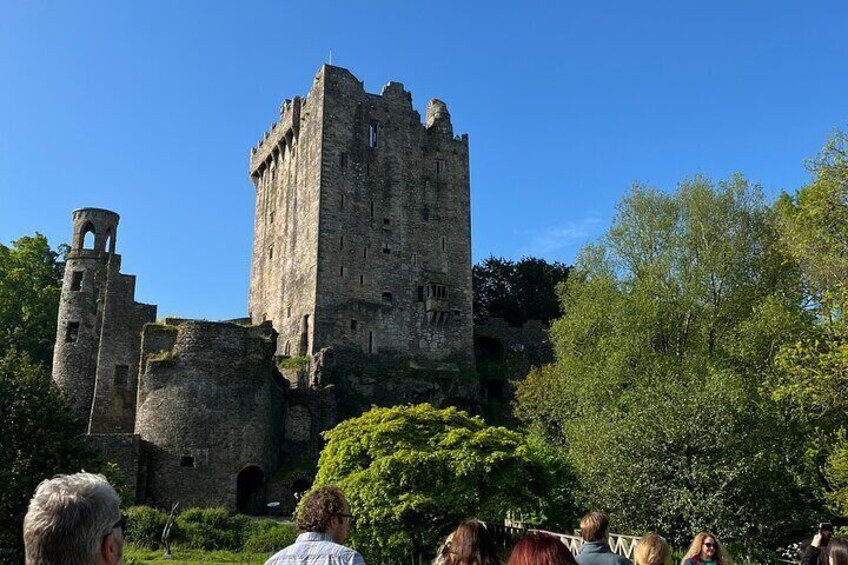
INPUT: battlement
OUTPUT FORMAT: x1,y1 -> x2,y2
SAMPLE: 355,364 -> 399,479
248,65 -> 467,179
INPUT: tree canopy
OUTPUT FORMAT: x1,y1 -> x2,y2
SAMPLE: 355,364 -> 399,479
516,175 -> 821,547
0,234 -> 66,368
311,403 -> 572,562
473,256 -> 570,326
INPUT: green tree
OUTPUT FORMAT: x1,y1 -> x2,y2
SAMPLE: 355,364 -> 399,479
774,129 -> 848,518
311,403 -> 571,562
0,349 -> 91,554
473,256 -> 570,326
516,175 -> 820,547
0,234 -> 66,367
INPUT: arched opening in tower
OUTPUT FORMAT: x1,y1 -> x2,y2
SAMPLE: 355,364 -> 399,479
236,465 -> 265,515
81,222 -> 96,250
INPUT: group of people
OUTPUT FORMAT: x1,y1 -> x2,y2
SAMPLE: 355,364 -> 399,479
18,473 -> 848,565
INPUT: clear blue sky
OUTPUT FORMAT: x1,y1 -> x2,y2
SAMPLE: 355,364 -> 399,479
2,1 -> 846,320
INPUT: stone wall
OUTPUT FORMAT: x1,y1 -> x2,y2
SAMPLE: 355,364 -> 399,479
86,433 -> 142,499
248,65 -> 474,368
134,320 -> 283,511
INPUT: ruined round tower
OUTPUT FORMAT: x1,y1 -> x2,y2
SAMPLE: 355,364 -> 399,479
52,208 -> 157,432
52,208 -> 120,423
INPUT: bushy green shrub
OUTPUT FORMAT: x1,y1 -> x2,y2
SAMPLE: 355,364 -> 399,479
242,521 -> 297,553
125,506 -> 167,549
175,507 -> 247,550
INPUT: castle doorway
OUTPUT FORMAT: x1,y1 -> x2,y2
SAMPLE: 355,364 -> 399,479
236,465 -> 265,515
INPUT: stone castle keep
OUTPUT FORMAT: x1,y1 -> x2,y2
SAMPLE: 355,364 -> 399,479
51,66 -> 482,513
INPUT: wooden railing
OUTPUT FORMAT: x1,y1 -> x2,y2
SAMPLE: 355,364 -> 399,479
484,521 -> 642,559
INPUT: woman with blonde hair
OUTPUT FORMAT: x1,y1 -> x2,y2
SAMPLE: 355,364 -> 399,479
681,532 -> 732,565
634,534 -> 671,565
434,520 -> 500,565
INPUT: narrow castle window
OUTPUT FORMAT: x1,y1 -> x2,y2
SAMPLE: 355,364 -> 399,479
363,247 -> 368,259
269,245 -> 274,259
417,286 -> 424,302
340,265 -> 344,277
370,200 -> 375,218
369,121 -> 378,147
180,455 -> 195,468
382,292 -> 393,304
340,194 -> 345,209
269,211 -> 275,225
350,319 -> 358,331
382,243 -> 391,254
287,306 -> 292,318
360,274 -> 364,286
71,271 -> 83,292
435,160 -> 445,176
441,237 -> 446,252
66,322 -> 80,343
453,309 -> 461,320
284,341 -> 291,356
368,331 -> 374,354
383,218 -> 391,229
340,152 -> 348,168
340,235 -> 344,250
114,365 -> 129,387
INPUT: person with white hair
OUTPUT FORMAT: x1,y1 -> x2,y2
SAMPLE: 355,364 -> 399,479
23,472 -> 125,565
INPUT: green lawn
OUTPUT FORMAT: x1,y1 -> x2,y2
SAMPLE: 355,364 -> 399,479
125,546 -> 273,564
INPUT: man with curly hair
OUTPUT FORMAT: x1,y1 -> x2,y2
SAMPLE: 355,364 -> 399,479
265,485 -> 365,564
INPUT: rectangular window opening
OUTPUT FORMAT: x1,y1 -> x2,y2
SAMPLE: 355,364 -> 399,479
340,235 -> 344,250
340,194 -> 345,209
417,286 -> 424,302
441,237 -> 446,252
340,152 -> 348,168
369,122 -> 378,147
360,274 -> 364,286
65,322 -> 80,343
370,200 -> 375,218
340,265 -> 344,277
363,247 -> 368,259
382,292 -> 393,304
114,365 -> 129,387
382,244 -> 391,255
70,271 -> 83,292
269,245 -> 274,259
350,319 -> 358,331
368,331 -> 374,354
180,455 -> 195,468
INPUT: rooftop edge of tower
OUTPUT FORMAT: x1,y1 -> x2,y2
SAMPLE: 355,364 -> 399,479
248,65 -> 466,179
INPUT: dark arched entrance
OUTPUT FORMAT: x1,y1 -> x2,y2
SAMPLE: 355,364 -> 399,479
236,465 -> 265,515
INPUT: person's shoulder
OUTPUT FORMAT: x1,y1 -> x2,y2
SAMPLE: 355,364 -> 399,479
616,555 -> 633,565
333,543 -> 365,564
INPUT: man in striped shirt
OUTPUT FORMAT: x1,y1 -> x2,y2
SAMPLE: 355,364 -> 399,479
264,485 -> 365,565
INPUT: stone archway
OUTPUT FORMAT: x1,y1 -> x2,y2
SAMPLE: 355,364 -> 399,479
236,465 -> 265,515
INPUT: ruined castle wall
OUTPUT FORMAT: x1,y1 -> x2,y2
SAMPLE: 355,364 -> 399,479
135,321 -> 282,510
312,66 -> 475,366
248,74 -> 328,357
89,267 -> 156,434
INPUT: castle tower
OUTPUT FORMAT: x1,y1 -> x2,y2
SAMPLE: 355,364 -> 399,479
52,208 -> 156,431
247,66 -> 474,368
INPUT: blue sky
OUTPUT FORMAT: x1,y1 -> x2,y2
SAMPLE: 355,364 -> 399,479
1,1 -> 846,320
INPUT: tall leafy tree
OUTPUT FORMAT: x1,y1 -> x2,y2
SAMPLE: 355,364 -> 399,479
516,175 -> 820,548
473,256 -> 570,326
774,130 -> 848,517
0,349 -> 90,555
0,234 -> 66,367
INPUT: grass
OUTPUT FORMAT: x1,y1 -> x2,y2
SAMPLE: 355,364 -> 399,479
125,546 -> 272,564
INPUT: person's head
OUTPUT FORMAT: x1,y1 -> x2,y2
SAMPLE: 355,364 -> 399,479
580,511 -> 610,542
634,534 -> 671,565
682,532 -> 732,565
827,537 -> 848,565
295,485 -> 353,544
444,520 -> 499,565
507,532 -> 577,565
23,472 -> 124,565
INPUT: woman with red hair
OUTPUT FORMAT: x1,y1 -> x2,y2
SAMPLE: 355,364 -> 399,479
508,532 -> 577,565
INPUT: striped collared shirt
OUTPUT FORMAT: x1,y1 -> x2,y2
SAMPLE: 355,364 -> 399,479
264,532 -> 366,565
